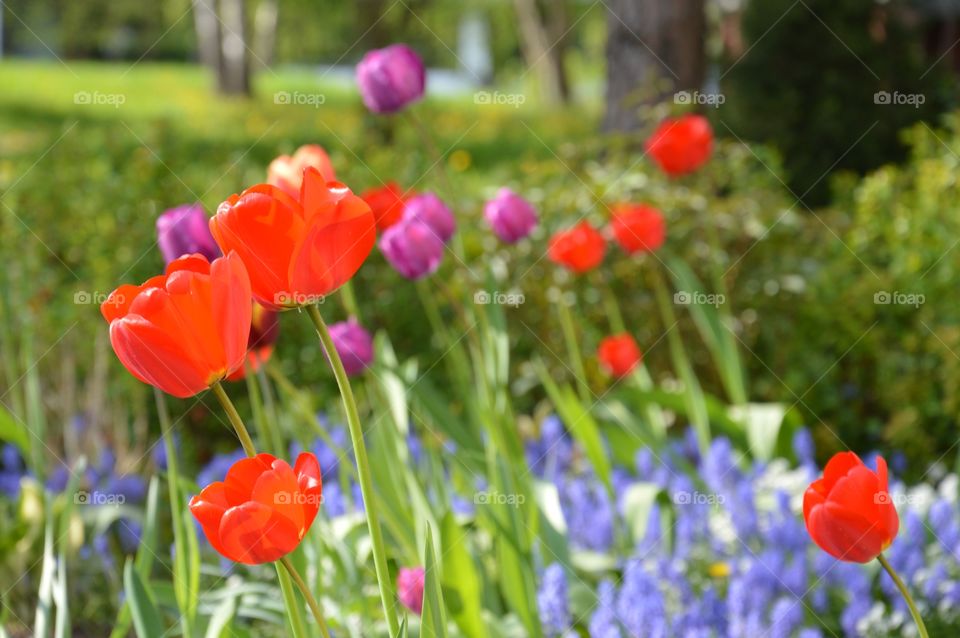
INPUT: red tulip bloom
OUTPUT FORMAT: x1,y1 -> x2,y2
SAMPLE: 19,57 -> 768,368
268,144 -> 336,199
226,302 -> 280,382
547,221 -> 606,274
803,452 -> 900,563
211,167 -> 376,309
610,204 -> 666,254
645,115 -> 713,177
190,452 -> 322,565
100,253 -> 252,398
597,334 -> 642,377
362,181 -> 408,230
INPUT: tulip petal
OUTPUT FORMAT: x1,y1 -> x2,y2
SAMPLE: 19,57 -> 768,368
109,315 -> 208,398
189,483 -> 231,559
218,500 -> 301,564
288,181 -> 376,297
210,252 -> 253,375
250,458 -> 305,534
223,454 -> 275,506
211,187 -> 304,307
294,452 -> 323,529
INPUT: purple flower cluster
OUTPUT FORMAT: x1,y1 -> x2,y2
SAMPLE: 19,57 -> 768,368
521,420 -> 960,636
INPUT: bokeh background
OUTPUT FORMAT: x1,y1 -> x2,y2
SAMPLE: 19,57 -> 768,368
5,1 -> 960,635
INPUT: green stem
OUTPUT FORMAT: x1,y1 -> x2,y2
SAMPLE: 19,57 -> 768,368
306,304 -> 400,636
276,564 -> 311,638
154,389 -> 195,638
878,553 -> 929,638
556,292 -> 592,403
281,556 -> 333,638
341,280 -> 362,319
210,381 -> 257,457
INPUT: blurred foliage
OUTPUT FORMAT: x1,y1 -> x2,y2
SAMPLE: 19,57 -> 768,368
0,0 -> 602,74
4,59 -> 960,481
722,0 -> 955,206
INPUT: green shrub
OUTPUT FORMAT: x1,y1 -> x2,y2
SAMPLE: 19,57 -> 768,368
722,0 -> 953,206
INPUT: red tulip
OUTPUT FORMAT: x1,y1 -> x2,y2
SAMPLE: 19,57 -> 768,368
211,167 -> 376,309
226,302 -> 280,382
190,452 -> 322,565
597,334 -> 642,377
100,253 -> 252,398
362,181 -> 408,230
268,144 -> 336,199
645,115 -> 713,177
803,452 -> 900,563
610,204 -> 666,254
547,221 -> 606,274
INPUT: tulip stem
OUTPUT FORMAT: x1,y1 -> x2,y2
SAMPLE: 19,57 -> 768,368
557,291 -> 592,403
210,381 -> 257,457
306,303 -> 400,636
280,556 -> 332,638
878,553 -> 929,638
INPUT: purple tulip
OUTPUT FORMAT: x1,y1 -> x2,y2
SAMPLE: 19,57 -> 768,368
156,204 -> 221,265
380,216 -> 445,279
404,193 -> 455,243
397,566 -> 425,615
356,44 -> 426,114
484,188 -> 538,243
327,318 -> 374,376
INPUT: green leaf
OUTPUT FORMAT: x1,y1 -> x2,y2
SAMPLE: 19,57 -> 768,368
124,560 -> 164,638
537,364 -> 612,494
665,255 -> 748,405
440,513 -> 485,638
729,403 -> 788,461
204,592 -> 238,638
420,525 -> 449,638
621,483 -> 668,543
0,406 -> 29,459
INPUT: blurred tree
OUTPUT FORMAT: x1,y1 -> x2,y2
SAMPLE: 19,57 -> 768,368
723,0 -> 951,206
603,0 -> 706,131
191,0 -> 250,95
513,0 -> 570,104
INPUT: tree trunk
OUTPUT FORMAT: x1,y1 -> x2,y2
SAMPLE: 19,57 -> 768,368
192,0 -> 221,70
253,0 -> 278,69
218,0 -> 250,95
603,0 -> 706,132
513,0 -> 570,104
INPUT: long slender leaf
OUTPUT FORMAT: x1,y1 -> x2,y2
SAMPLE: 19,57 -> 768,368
420,525 -> 448,638
440,513 -> 485,638
124,560 -> 164,638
